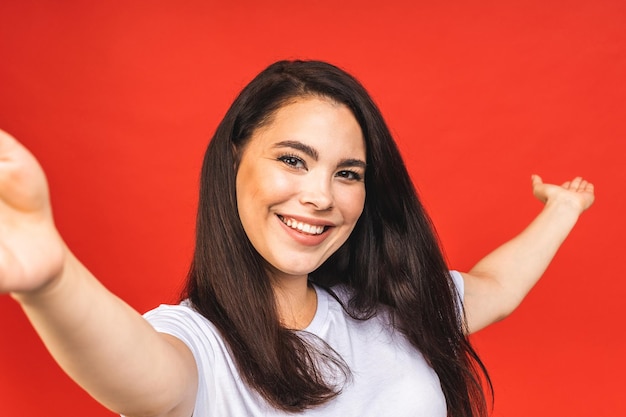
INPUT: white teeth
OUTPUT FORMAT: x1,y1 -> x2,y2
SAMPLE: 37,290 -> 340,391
280,216 -> 325,235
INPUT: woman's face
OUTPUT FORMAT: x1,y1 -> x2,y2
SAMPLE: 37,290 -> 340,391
235,97 -> 366,283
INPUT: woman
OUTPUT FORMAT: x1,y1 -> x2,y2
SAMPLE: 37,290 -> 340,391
0,60 -> 594,417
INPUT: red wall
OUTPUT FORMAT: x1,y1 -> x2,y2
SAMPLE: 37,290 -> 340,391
1,1 -> 624,416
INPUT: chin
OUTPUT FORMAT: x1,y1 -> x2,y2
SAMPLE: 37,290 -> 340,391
269,261 -> 323,280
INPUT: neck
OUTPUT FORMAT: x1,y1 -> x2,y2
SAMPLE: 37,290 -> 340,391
271,275 -> 318,330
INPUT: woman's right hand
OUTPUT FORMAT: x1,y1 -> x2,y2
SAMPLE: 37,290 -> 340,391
1,130 -> 199,417
0,129 -> 66,296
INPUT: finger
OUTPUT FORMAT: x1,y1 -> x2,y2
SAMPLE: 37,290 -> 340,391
569,177 -> 583,190
562,181 -> 571,189
0,129 -> 16,140
531,174 -> 543,188
0,130 -> 27,168
0,129 -> 20,153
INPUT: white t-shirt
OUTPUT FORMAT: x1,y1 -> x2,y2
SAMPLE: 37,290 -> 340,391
143,271 -> 464,416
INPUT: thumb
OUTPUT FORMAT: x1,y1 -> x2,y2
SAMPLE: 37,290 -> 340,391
531,174 -> 543,188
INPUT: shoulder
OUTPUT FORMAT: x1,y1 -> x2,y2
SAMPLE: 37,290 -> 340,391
144,301 -> 210,331
143,301 -> 224,361
449,270 -> 464,297
144,303 -> 285,415
321,271 -> 464,306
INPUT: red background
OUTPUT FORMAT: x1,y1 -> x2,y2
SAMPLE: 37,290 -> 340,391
1,1 -> 624,416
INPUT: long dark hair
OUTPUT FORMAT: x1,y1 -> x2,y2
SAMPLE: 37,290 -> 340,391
184,60 -> 491,416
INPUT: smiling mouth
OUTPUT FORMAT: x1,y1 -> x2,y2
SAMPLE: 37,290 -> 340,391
278,215 -> 328,235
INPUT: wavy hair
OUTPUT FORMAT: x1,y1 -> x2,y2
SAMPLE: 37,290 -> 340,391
184,60 -> 491,416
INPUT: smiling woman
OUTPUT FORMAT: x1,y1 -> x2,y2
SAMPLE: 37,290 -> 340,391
0,60 -> 594,417
235,98 -> 366,284
181,61 -> 489,415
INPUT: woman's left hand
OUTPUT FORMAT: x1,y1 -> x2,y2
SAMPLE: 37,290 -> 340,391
531,175 -> 595,214
462,174 -> 595,334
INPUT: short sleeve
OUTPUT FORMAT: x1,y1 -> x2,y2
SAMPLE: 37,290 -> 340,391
449,270 -> 465,319
142,302 -> 218,416
144,302 -> 217,362
449,270 -> 464,299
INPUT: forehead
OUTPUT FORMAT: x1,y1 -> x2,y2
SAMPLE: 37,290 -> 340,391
248,97 -> 366,157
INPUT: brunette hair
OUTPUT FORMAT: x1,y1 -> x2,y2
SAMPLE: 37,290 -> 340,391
184,60 -> 491,416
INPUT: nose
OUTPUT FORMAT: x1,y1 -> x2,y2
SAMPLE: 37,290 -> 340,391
298,174 -> 334,210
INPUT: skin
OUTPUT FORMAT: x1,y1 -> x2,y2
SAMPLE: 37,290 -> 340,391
0,115 -> 594,417
235,97 -> 367,328
1,130 -> 198,417
462,174 -> 595,333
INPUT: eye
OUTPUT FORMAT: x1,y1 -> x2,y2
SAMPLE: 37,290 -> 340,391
277,154 -> 306,169
336,170 -> 363,181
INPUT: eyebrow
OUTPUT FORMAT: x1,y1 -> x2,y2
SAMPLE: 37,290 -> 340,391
273,140 -> 319,160
273,140 -> 366,170
338,158 -> 367,170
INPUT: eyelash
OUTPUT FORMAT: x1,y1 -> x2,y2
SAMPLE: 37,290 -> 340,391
277,154 -> 306,169
336,170 -> 362,181
277,154 -> 363,181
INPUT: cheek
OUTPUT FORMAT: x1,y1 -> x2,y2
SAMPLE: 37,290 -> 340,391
257,170 -> 298,200
237,168 -> 295,210
235,165 -> 260,224
337,188 -> 366,221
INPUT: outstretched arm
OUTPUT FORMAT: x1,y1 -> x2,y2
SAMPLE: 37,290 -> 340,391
0,130 -> 197,417
461,175 -> 595,334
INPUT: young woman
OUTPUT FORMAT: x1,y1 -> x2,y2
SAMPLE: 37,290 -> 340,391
0,60 -> 594,417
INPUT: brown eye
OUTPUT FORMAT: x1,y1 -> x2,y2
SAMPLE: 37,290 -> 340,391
336,170 -> 362,181
278,155 -> 306,169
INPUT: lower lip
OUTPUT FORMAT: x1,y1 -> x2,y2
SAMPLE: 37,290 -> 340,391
276,216 -> 332,246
